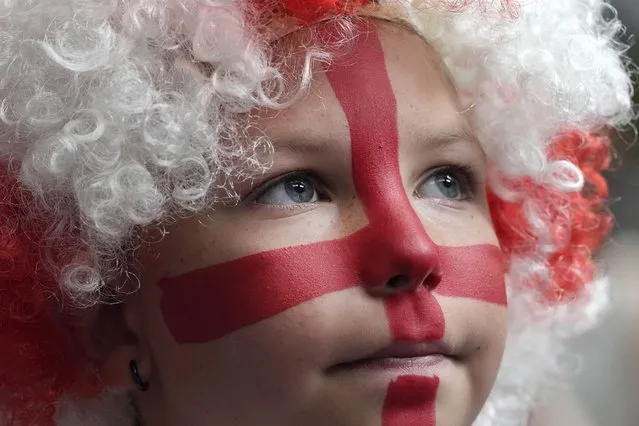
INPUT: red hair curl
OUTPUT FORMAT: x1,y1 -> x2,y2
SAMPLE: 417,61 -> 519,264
489,130 -> 613,302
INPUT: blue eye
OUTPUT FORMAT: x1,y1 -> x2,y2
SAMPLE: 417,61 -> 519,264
416,166 -> 476,201
255,174 -> 321,205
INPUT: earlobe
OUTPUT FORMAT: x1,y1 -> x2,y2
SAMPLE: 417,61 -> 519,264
95,299 -> 153,392
99,345 -> 151,391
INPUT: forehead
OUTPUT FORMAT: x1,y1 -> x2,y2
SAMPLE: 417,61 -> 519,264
257,20 -> 461,137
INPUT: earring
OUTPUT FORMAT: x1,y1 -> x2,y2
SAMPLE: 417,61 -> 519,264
129,360 -> 149,392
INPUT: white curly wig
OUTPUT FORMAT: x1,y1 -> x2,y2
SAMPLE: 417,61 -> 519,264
0,0 -> 633,425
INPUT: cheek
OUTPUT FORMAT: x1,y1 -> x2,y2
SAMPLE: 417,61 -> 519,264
136,285 -> 392,423
469,305 -> 507,405
411,202 -> 500,249
441,296 -> 508,395
132,285 -> 308,414
140,280 -> 386,372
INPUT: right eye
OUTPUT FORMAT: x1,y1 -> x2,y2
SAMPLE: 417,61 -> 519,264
254,173 -> 325,205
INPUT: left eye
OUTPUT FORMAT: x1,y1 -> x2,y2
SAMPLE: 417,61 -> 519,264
416,166 -> 476,201
255,174 -> 322,205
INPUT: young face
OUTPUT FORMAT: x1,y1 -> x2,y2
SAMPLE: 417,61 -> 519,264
120,21 -> 508,426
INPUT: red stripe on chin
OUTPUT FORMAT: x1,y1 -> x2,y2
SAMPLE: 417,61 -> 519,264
383,376 -> 440,426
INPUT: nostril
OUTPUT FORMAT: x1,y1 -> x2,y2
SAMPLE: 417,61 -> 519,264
385,275 -> 411,291
423,270 -> 442,290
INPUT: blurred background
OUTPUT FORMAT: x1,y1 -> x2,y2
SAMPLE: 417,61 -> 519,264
561,1 -> 639,425
609,0 -> 639,231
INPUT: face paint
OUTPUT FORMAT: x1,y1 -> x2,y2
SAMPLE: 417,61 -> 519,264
159,243 -> 503,343
383,376 -> 439,426
158,21 -> 506,426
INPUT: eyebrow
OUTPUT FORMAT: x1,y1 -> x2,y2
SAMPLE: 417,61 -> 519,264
268,122 -> 484,161
415,125 -> 486,160
269,133 -> 349,160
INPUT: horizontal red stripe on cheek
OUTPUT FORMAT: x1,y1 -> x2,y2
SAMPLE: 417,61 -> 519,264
159,229 -> 366,344
436,244 -> 507,306
158,242 -> 505,344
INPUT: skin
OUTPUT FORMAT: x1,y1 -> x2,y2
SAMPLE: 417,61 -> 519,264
100,21 -> 508,426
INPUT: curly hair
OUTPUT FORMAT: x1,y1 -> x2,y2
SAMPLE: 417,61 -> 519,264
0,0 -> 633,425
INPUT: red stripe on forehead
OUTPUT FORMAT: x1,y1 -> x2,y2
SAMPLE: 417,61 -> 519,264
325,27 -> 407,227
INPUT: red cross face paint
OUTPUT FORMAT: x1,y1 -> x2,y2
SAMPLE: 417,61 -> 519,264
149,21 -> 507,426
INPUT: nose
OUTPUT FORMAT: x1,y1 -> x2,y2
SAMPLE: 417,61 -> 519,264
361,229 -> 441,297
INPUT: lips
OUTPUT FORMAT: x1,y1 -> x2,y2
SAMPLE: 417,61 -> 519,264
369,341 -> 454,359
329,340 -> 457,373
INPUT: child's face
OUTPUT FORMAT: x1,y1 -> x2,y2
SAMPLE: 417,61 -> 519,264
126,21 -> 507,426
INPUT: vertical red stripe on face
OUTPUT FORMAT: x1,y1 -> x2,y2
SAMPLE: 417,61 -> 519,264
323,22 -> 441,426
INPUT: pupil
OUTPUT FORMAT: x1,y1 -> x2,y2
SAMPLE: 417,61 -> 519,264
285,178 -> 314,202
437,174 -> 460,198
291,182 -> 305,193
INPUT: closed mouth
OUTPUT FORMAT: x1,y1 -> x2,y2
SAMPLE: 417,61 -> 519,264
328,340 -> 458,373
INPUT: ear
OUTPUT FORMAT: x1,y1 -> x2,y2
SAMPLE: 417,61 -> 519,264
93,299 -> 153,392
